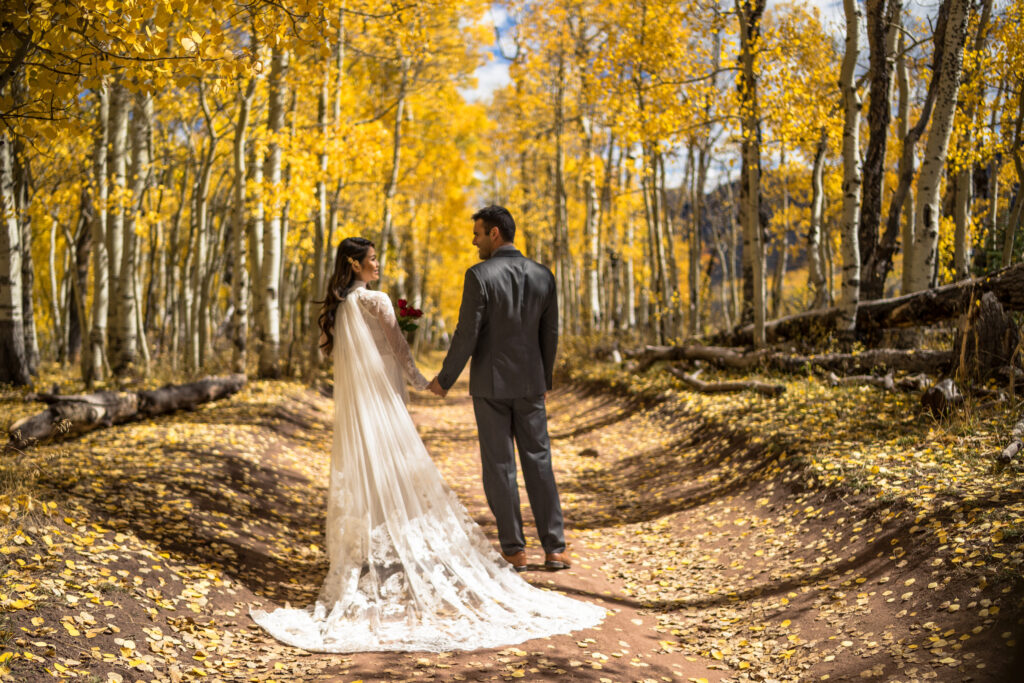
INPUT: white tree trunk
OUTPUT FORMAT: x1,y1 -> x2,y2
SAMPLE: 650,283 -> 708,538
0,134 -> 29,384
259,46 -> 288,378
112,91 -> 151,373
908,0 -> 970,291
581,115 -> 601,333
88,83 -> 111,385
190,81 -> 217,372
232,78 -> 256,374
553,52 -> 571,335
378,55 -> 408,281
689,145 -> 709,335
736,0 -> 767,346
807,133 -> 828,309
897,28 -> 915,293
838,0 -> 863,333
48,217 -> 62,353
623,161 -> 637,329
106,80 -> 129,365
953,167 -> 971,278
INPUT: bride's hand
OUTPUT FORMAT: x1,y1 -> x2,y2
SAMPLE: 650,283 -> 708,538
427,378 -> 447,398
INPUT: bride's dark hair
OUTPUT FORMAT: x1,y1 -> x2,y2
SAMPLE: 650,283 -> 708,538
317,236 -> 374,356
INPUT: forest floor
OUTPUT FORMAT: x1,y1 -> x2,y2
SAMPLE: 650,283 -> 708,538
0,358 -> 1022,682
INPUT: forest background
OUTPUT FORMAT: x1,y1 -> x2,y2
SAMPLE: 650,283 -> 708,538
1,0 -> 1022,386
2,2 -> 1024,680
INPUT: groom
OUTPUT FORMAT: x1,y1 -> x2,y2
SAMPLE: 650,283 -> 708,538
427,206 -> 570,572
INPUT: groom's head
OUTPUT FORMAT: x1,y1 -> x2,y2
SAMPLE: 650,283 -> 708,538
472,205 -> 515,260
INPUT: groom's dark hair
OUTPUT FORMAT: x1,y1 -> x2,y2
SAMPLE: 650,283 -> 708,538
472,205 -> 515,242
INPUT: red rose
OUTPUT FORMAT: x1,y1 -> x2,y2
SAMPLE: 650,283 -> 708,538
412,309 -> 423,318
397,299 -> 407,308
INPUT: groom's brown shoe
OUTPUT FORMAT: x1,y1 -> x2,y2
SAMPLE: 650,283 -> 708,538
544,552 -> 571,571
501,550 -> 528,572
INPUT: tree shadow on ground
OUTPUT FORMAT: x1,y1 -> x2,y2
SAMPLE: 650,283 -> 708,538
559,412 -> 783,528
548,389 -> 651,440
35,390 -> 334,606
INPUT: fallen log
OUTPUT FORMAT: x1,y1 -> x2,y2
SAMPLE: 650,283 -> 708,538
722,262 -> 1024,345
998,417 -> 1024,465
632,344 -> 769,373
665,366 -> 785,397
630,342 -> 951,377
7,374 -> 247,449
826,371 -> 896,391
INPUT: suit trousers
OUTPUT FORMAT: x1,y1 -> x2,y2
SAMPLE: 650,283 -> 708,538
472,394 -> 565,555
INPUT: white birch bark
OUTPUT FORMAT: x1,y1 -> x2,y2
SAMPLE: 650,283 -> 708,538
553,51 -> 570,335
623,159 -> 637,329
248,138 -> 264,344
11,133 -> 38,374
838,0 -> 863,333
48,217 -> 62,353
897,29 -> 915,293
581,115 -> 601,333
736,0 -> 767,346
0,134 -> 29,384
232,78 -> 256,374
807,132 -> 829,308
378,55 -> 408,281
106,79 -> 129,356
690,145 -> 709,335
259,46 -> 288,378
112,91 -> 151,373
908,0 -> 970,291
87,83 -> 110,385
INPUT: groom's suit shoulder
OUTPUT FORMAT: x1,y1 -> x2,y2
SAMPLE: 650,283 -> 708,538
469,251 -> 555,283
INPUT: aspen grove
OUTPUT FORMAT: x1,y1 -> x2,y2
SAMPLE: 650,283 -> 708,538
1,0 -> 1022,384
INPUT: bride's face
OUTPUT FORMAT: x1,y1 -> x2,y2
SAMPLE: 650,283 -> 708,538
354,247 -> 380,283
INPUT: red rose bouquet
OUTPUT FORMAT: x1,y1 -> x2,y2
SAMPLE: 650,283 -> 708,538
396,298 -> 423,333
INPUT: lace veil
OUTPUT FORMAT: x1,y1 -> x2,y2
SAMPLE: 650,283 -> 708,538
250,293 -> 605,652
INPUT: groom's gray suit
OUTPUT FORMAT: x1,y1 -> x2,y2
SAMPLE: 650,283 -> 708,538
437,244 -> 565,555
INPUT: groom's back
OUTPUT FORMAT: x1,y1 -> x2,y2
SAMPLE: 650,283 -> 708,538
466,250 -> 557,399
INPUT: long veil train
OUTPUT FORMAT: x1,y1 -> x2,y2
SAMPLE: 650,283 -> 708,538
250,290 -> 605,652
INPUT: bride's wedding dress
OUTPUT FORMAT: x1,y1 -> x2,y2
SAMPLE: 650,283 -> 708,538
250,282 -> 605,652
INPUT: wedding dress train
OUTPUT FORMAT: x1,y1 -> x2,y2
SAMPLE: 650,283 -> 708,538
250,283 -> 605,652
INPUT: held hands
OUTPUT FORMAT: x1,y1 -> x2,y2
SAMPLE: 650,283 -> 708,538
427,377 -> 448,398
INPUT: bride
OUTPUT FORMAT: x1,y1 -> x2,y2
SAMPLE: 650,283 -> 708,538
250,237 -> 605,652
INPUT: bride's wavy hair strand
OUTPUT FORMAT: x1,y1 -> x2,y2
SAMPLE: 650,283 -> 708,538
317,236 -> 374,356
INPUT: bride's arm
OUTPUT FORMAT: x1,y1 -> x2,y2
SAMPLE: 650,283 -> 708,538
367,292 -> 430,390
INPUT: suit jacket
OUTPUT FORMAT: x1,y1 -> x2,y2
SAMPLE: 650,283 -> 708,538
438,245 -> 558,399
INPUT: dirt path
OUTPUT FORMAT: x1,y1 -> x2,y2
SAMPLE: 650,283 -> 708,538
3,375 -> 1022,682
238,381 -> 724,682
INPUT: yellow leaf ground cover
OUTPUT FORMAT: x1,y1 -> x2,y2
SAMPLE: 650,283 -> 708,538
563,356 -> 1024,680
0,357 -> 1020,681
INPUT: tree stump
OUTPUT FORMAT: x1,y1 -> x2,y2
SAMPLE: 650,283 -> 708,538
921,378 -> 964,418
953,291 -> 1021,385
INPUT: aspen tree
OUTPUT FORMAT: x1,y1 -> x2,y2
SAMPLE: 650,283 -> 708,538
908,0 -> 971,291
0,133 -> 29,384
858,0 -> 901,295
259,46 -> 288,378
837,0 -> 863,334
736,0 -> 767,346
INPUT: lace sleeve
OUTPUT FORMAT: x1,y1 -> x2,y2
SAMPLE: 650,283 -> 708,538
364,291 -> 430,390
